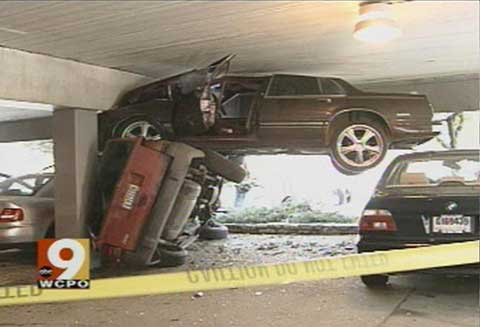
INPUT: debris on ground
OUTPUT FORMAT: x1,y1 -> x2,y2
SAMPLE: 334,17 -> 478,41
192,292 -> 205,299
0,234 -> 356,286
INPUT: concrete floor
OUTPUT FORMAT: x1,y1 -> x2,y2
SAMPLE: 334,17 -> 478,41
0,235 -> 478,327
0,275 -> 477,327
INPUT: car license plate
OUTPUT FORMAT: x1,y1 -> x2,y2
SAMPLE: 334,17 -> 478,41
432,215 -> 472,234
121,184 -> 140,210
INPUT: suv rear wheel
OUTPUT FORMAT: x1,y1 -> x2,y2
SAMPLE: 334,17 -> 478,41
330,118 -> 388,175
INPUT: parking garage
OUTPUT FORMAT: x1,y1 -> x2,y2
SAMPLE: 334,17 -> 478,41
0,1 -> 479,327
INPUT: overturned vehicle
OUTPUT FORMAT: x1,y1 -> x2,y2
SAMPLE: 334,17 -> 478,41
94,137 -> 245,267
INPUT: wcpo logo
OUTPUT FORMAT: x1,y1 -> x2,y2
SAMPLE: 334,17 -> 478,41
37,239 -> 90,289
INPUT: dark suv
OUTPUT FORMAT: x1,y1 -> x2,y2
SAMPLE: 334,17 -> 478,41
357,150 -> 480,286
99,57 -> 437,174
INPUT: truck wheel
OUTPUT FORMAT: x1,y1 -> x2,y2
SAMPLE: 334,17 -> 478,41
199,219 -> 229,240
227,154 -> 245,165
202,149 -> 246,183
158,245 -> 188,267
114,117 -> 164,141
45,224 -> 55,238
361,275 -> 389,288
330,118 -> 388,175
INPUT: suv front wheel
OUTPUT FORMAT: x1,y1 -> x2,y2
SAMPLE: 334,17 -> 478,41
114,117 -> 164,141
361,274 -> 389,287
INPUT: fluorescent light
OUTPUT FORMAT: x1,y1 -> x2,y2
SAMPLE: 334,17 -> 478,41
353,2 -> 402,44
0,99 -> 54,112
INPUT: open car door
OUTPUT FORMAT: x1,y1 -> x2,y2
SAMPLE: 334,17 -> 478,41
200,54 -> 235,128
207,54 -> 235,81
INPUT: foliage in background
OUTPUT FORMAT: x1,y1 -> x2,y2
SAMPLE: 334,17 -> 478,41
23,140 -> 54,155
216,201 -> 356,224
436,113 -> 464,149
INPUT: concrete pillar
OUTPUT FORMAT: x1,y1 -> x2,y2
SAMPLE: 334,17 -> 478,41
53,108 -> 97,238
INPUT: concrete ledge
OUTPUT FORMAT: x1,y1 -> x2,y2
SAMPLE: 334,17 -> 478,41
0,46 -> 149,110
224,222 -> 358,235
0,117 -> 52,142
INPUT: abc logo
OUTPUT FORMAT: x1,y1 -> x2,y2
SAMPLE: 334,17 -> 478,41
38,266 -> 53,278
37,239 -> 90,289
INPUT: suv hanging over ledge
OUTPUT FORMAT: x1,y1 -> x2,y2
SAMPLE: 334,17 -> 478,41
99,56 -> 438,174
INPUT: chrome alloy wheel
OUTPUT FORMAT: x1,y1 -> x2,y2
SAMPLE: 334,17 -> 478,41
120,120 -> 162,140
336,124 -> 384,168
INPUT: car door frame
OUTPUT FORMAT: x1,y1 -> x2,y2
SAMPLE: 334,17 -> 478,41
257,75 -> 346,146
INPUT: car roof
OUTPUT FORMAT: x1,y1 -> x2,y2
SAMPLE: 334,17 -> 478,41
12,173 -> 54,179
394,149 -> 479,162
0,173 -> 54,186
223,73 -> 342,79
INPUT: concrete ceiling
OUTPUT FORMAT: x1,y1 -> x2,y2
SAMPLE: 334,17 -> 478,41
0,1 -> 478,83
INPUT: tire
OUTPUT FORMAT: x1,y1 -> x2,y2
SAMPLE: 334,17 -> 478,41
113,116 -> 164,141
227,154 -> 245,166
45,224 -> 55,238
157,245 -> 188,267
203,149 -> 246,183
361,275 -> 389,288
19,243 -> 37,256
330,117 -> 388,175
199,219 -> 229,240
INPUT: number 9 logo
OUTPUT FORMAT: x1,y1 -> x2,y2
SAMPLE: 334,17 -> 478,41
47,239 -> 85,279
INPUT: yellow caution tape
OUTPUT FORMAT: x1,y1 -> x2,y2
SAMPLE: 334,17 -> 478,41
0,241 -> 478,307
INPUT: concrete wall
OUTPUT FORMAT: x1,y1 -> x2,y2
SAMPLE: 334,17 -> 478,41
0,47 -> 149,111
357,74 -> 479,113
0,117 -> 52,142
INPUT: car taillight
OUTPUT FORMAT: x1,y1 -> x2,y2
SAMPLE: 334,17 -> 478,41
0,208 -> 24,222
359,209 -> 397,232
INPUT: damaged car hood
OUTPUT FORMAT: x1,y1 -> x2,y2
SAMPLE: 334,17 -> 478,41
115,55 -> 234,107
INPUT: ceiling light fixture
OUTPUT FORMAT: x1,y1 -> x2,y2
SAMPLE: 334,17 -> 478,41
353,2 -> 402,44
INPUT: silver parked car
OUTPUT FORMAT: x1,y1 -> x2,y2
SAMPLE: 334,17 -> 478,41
0,173 -> 10,183
0,173 -> 54,249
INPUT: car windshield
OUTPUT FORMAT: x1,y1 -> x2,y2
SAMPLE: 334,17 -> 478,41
386,154 -> 480,188
0,174 -> 52,196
